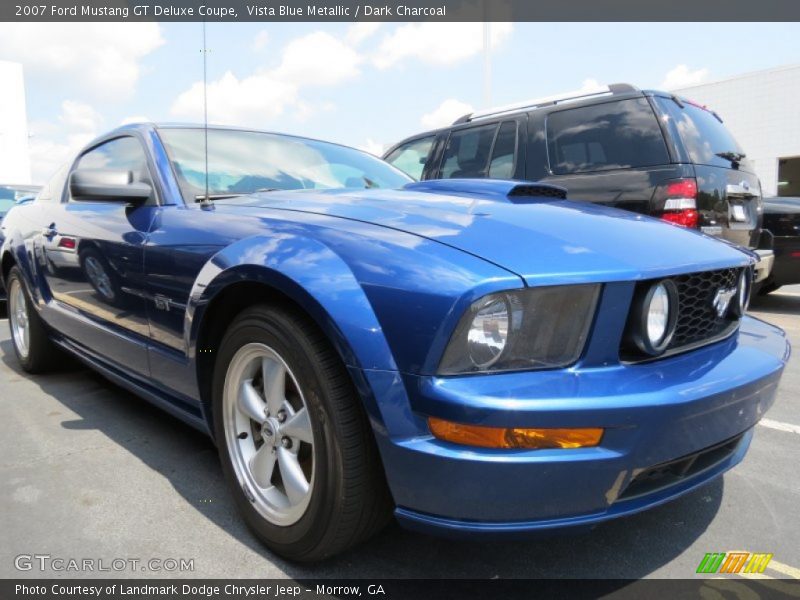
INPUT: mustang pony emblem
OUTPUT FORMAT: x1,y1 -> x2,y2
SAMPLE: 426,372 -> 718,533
712,286 -> 737,318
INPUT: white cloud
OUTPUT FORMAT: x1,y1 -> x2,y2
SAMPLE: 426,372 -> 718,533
576,78 -> 606,94
0,23 -> 163,100
346,23 -> 382,45
272,31 -> 362,87
171,30 -> 362,126
421,99 -> 474,129
29,100 -> 103,183
171,71 -> 298,126
358,139 -> 386,156
661,65 -> 710,90
251,30 -> 270,51
373,23 -> 512,69
59,100 -> 104,132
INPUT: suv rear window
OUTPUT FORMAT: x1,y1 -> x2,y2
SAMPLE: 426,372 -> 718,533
654,97 -> 750,170
546,98 -> 669,175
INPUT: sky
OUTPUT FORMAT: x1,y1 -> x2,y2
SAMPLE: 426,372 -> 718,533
0,21 -> 798,183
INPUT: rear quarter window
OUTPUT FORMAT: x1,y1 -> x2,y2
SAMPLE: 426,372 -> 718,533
654,97 -> 750,171
35,164 -> 69,204
546,98 -> 670,175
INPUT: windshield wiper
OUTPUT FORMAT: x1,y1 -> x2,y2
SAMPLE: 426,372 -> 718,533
716,151 -> 746,164
194,193 -> 246,202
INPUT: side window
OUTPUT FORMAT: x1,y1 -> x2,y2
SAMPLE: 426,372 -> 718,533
35,164 -> 69,203
384,136 -> 435,181
488,121 -> 518,179
546,98 -> 669,175
440,124 -> 498,179
71,136 -> 155,202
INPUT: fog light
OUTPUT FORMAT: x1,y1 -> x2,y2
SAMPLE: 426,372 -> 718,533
627,279 -> 679,356
428,417 -> 603,449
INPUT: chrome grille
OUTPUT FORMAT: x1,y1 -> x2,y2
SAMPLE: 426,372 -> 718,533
669,268 -> 740,349
622,267 -> 743,361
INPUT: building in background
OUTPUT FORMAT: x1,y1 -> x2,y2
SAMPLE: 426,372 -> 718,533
672,64 -> 800,198
0,60 -> 32,185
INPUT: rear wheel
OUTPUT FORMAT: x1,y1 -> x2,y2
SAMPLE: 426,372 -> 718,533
7,267 -> 60,373
212,304 -> 391,561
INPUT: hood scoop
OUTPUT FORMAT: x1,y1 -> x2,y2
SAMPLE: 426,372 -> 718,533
403,179 -> 567,203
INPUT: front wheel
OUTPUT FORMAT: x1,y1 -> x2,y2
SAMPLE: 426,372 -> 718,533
212,304 -> 391,561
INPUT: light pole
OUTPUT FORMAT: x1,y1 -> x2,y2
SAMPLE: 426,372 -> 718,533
483,22 -> 492,108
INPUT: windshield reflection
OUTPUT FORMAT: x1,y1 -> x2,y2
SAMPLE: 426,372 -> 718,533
157,128 -> 411,202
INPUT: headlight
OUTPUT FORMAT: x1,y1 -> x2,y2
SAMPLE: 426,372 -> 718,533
438,284 -> 601,375
466,296 -> 510,368
626,280 -> 678,356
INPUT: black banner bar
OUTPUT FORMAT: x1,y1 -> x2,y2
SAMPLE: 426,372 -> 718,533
3,579 -> 800,600
4,0 -> 800,22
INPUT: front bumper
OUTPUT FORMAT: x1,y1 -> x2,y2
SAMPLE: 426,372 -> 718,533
754,248 -> 775,282
371,316 -> 789,537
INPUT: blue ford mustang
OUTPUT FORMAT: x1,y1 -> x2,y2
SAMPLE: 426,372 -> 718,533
0,124 -> 789,561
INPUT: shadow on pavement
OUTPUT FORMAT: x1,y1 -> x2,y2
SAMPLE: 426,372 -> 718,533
1,338 -> 724,579
749,289 -> 800,316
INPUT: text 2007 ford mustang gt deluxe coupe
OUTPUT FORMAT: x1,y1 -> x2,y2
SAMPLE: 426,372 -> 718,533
0,124 -> 789,561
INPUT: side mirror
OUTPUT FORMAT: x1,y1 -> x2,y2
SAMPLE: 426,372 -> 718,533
70,169 -> 152,203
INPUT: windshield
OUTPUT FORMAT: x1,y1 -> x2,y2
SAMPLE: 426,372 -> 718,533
0,198 -> 15,213
656,97 -> 751,171
158,128 -> 412,201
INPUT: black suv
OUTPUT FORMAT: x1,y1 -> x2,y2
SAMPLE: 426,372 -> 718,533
384,84 -> 774,282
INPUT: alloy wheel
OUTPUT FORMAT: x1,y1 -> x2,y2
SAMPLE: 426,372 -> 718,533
8,278 -> 30,359
222,343 -> 315,526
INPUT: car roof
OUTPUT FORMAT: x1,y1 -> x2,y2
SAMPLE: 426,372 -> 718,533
101,122 -> 369,156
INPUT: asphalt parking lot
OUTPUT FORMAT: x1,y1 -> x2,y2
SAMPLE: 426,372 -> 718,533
0,287 -> 798,580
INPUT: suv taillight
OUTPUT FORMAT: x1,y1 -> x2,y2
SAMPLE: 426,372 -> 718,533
656,178 -> 699,228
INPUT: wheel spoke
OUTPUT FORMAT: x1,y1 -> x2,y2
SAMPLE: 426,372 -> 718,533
262,358 -> 286,416
281,407 -> 313,444
278,447 -> 309,505
238,379 -> 267,423
249,444 -> 277,488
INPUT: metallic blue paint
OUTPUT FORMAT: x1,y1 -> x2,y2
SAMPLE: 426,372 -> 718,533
0,124 -> 790,538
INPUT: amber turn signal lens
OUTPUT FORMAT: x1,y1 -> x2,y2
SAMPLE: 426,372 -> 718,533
428,417 -> 603,449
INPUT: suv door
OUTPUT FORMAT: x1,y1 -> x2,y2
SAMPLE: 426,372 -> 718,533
432,117 -> 526,180
384,134 -> 437,181
36,135 -> 158,376
533,97 -> 687,216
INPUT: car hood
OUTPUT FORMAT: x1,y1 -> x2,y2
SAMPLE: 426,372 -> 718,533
217,184 -> 752,285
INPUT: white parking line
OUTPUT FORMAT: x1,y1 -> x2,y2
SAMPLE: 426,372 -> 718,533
758,418 -> 800,435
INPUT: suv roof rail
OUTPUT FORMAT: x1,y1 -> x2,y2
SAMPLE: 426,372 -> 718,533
452,82 -> 640,125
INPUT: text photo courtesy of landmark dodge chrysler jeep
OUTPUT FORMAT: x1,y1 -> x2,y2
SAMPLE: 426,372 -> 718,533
384,84 -> 774,283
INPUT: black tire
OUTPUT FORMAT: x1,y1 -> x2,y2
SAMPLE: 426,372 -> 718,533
212,304 -> 392,561
6,266 -> 61,373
